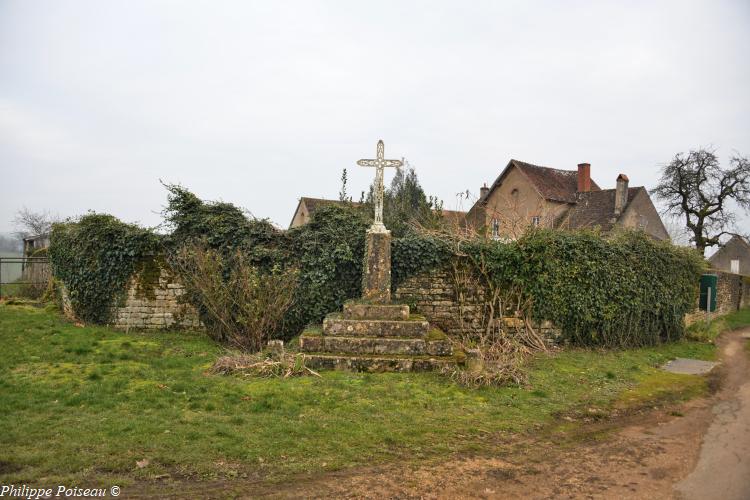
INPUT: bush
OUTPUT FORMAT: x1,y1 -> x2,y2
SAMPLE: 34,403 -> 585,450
171,244 -> 297,351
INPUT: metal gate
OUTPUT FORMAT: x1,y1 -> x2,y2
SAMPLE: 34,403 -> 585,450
0,256 -> 50,298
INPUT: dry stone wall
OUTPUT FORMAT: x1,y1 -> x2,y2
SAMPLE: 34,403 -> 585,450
395,269 -> 485,338
685,270 -> 750,325
60,260 -> 201,331
110,266 -> 201,330
397,266 -> 750,341
394,267 -> 561,342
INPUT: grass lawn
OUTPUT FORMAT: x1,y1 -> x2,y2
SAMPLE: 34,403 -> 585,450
0,303 -> 737,488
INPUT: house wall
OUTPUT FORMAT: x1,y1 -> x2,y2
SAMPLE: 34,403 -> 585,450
709,238 -> 750,276
482,167 -> 569,238
289,201 -> 309,228
618,189 -> 670,241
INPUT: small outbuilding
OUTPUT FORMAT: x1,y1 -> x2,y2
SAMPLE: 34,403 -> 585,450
709,236 -> 750,275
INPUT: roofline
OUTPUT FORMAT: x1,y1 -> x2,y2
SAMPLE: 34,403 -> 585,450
472,159 -> 545,210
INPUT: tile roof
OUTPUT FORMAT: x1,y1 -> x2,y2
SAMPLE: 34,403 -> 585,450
300,197 -> 363,218
564,187 -> 644,231
511,160 -> 601,203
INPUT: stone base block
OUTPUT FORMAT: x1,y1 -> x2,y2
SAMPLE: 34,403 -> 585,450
302,353 -> 459,373
323,313 -> 429,338
342,301 -> 409,321
299,332 -> 452,357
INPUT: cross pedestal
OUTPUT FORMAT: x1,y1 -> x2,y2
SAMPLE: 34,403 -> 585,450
362,226 -> 391,303
296,139 -> 457,372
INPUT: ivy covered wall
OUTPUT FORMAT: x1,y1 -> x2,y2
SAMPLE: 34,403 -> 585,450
49,188 -> 707,347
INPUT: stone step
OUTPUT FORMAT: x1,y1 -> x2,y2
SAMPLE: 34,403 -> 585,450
323,313 -> 429,338
342,301 -> 409,321
299,332 -> 452,357
302,353 -> 460,373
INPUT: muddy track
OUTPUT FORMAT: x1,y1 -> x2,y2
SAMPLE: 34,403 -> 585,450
125,328 -> 749,499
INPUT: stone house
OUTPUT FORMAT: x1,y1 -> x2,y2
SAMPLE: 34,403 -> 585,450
289,197 -> 364,228
709,236 -> 750,275
466,159 -> 669,240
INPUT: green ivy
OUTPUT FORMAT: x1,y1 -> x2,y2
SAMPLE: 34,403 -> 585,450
282,204 -> 370,336
48,213 -> 161,323
162,183 -> 288,270
48,187 -> 705,349
392,234 -> 451,289
461,229 -> 705,347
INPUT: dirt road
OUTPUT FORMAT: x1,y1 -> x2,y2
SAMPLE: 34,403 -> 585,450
674,329 -> 750,499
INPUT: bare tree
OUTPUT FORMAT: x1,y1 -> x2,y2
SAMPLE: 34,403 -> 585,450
652,148 -> 750,255
663,216 -> 691,247
12,207 -> 58,239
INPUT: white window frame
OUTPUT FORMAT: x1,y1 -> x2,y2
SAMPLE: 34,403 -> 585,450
730,259 -> 740,274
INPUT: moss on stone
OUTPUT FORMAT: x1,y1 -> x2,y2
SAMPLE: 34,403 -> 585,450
425,328 -> 448,342
301,325 -> 323,336
133,256 -> 164,301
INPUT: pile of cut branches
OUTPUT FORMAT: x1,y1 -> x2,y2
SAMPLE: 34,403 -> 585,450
211,352 -> 320,378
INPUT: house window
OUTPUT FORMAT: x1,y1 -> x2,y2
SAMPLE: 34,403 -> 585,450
491,218 -> 500,239
531,216 -> 541,227
731,259 -> 740,274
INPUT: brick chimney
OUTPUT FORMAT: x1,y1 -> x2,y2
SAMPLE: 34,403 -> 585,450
480,183 -> 489,200
577,163 -> 591,192
614,173 -> 629,216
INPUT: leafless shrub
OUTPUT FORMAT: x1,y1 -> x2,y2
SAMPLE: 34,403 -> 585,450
13,207 -> 59,238
170,244 -> 297,352
413,222 -> 549,387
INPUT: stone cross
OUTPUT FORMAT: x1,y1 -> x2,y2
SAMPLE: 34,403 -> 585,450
357,140 -> 403,232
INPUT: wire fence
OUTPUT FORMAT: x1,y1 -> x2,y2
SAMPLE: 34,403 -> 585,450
0,256 -> 50,298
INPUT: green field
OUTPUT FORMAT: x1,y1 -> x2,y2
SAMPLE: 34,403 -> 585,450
0,303 -> 729,488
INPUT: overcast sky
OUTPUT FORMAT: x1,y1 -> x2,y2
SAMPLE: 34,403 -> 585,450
1,0 -> 749,235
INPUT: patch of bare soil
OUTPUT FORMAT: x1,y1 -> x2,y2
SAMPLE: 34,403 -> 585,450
124,329 -> 748,499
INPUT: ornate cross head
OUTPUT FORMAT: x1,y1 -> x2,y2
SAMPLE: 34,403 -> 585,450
357,140 -> 402,232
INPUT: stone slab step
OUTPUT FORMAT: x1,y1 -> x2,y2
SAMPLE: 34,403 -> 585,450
302,353 -> 459,372
343,302 -> 409,321
299,333 -> 452,356
323,314 -> 429,338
